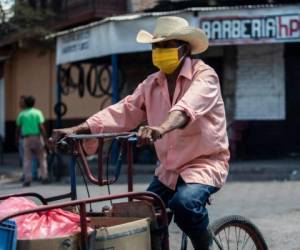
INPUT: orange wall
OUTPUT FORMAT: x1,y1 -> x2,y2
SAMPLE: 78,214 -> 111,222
59,63 -> 112,119
4,48 -> 113,122
5,48 -> 56,120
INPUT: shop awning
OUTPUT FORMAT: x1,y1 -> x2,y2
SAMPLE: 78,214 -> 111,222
54,4 -> 300,65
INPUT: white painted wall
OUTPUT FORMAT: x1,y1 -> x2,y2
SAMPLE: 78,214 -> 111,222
235,44 -> 285,120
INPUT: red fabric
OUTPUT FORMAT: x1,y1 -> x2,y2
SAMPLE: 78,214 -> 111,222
0,197 -> 89,239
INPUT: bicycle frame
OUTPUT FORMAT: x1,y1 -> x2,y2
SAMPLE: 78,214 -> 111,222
0,133 -> 136,204
68,132 -> 136,188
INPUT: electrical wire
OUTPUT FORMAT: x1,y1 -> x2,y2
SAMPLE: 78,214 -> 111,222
76,158 -> 93,212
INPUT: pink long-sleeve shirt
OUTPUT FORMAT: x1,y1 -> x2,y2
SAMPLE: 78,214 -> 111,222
86,57 -> 230,190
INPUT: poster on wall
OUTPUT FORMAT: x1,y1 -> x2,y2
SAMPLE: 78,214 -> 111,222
235,44 -> 285,120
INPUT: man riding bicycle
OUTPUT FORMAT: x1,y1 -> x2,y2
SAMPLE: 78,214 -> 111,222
50,16 -> 230,250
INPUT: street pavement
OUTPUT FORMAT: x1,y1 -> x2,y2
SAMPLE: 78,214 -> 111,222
1,153 -> 300,249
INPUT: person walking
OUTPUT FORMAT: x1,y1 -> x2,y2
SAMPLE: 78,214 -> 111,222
16,95 -> 49,186
50,16 -> 229,249
17,95 -> 39,180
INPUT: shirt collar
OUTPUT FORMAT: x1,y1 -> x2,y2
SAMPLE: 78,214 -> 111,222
178,57 -> 193,81
155,57 -> 193,85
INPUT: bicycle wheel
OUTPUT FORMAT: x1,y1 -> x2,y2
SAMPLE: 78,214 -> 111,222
209,215 -> 268,250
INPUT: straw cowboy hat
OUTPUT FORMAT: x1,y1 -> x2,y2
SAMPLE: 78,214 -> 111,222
136,16 -> 209,55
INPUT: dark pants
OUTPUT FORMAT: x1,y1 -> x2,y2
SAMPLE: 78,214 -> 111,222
147,176 -> 219,235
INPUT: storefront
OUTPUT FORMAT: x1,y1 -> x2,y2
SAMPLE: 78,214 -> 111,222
198,4 -> 300,158
37,4 -> 300,159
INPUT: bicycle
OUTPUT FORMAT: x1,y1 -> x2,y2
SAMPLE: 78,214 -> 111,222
0,132 -> 268,250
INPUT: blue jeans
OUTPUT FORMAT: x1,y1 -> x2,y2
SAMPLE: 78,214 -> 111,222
147,176 -> 219,235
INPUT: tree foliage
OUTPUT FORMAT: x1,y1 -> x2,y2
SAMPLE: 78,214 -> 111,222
0,1 -> 56,46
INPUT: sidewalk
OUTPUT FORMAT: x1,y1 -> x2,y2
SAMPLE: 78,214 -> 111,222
1,152 -> 300,181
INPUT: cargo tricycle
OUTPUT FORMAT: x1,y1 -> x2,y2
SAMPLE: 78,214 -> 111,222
0,132 -> 268,250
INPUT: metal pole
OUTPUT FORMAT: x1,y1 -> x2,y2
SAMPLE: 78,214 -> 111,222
111,54 -> 119,104
79,203 -> 88,250
56,65 -> 62,129
69,156 -> 77,200
127,142 -> 133,193
97,138 -> 104,183
111,54 -> 119,163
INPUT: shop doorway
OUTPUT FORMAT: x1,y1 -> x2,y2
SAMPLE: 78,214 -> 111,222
284,43 -> 300,154
0,78 -> 4,138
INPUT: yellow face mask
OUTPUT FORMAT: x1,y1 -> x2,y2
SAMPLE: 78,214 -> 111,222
152,46 -> 183,74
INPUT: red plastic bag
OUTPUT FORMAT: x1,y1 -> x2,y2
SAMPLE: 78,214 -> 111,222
0,197 -> 91,239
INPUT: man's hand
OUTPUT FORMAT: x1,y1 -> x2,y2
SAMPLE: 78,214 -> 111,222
137,126 -> 163,147
49,122 -> 91,152
136,111 -> 188,147
49,127 -> 75,152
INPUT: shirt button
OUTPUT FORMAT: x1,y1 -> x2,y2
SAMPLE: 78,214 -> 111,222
169,145 -> 173,149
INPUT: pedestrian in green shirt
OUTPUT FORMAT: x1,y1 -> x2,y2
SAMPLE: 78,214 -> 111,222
17,95 -> 39,180
16,96 -> 49,186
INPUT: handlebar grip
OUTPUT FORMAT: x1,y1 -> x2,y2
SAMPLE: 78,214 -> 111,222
56,137 -> 73,154
128,136 -> 138,142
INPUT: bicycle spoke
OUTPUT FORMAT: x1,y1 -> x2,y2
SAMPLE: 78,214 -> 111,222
223,227 -> 230,250
218,232 -> 225,250
216,225 -> 260,250
235,226 -> 239,250
211,216 -> 267,250
228,226 -> 231,250
213,234 -> 224,250
240,228 -> 247,250
238,226 -> 243,250
241,232 -> 251,250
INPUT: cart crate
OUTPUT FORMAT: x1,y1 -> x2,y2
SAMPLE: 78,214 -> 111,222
17,234 -> 79,250
0,220 -> 17,250
88,217 -> 152,250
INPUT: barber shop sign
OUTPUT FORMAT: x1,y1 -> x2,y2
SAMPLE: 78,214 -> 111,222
200,14 -> 300,45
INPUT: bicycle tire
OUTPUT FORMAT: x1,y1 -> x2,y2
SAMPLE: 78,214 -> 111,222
209,215 -> 268,250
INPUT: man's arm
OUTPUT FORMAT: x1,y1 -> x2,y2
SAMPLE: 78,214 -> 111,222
137,110 -> 188,146
49,122 -> 91,150
158,110 -> 189,136
50,82 -> 146,150
55,122 -> 91,136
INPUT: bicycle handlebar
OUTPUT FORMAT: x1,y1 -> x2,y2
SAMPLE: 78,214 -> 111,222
56,132 -> 137,186
67,132 -> 138,140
